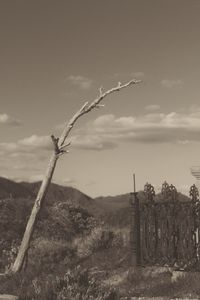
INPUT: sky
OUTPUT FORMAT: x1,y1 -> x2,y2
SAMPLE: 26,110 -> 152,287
1,0 -> 200,197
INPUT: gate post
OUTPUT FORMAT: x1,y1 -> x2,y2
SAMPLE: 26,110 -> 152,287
130,191 -> 141,266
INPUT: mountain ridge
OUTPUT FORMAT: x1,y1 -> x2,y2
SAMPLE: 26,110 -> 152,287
0,176 -> 93,205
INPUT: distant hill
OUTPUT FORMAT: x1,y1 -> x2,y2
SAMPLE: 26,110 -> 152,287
0,176 -> 191,206
95,190 -> 191,207
0,177 -> 96,210
0,177 -> 32,199
0,177 -> 106,240
0,176 -> 192,236
94,193 -> 135,227
94,190 -> 191,226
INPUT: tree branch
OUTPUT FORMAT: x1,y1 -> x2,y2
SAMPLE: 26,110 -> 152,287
58,79 -> 141,149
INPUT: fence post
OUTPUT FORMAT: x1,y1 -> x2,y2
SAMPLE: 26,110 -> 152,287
130,191 -> 141,266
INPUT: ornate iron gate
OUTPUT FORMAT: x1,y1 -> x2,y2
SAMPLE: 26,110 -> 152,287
131,182 -> 200,270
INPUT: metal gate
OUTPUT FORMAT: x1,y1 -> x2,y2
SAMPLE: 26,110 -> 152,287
130,182 -> 200,270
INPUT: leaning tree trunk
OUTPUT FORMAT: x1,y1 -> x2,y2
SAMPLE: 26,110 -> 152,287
11,153 -> 58,273
10,79 -> 141,274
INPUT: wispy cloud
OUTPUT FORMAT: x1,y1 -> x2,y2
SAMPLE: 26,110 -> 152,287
131,71 -> 144,78
28,174 -> 44,182
6,174 -> 44,183
53,177 -> 77,187
18,135 -> 52,150
0,135 -> 52,155
66,75 -> 93,90
144,104 -> 160,112
0,113 -> 22,126
112,71 -> 144,80
71,135 -> 117,151
161,79 -> 183,88
0,135 -> 52,183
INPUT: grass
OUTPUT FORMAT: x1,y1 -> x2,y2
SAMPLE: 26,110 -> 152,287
2,238 -> 200,299
1,203 -> 200,299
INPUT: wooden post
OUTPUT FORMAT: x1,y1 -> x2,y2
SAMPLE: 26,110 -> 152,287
130,174 -> 141,266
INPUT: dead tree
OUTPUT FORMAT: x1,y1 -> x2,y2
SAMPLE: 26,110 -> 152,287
10,79 -> 141,274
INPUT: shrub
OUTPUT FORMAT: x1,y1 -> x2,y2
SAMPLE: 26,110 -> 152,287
0,267 -> 119,300
35,203 -> 97,241
74,226 -> 114,258
1,242 -> 19,272
111,228 -> 130,248
28,238 -> 76,273
57,267 -> 119,300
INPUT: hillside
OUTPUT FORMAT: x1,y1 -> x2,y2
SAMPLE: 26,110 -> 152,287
0,177 -> 197,299
94,193 -> 131,227
0,177 -> 94,207
0,177 -> 32,200
0,177 -> 98,271
0,177 -> 131,299
0,177 -> 191,232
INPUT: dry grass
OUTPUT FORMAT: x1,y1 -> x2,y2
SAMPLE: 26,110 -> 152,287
114,267 -> 200,299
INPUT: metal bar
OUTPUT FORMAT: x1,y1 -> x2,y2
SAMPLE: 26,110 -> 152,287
130,174 -> 141,266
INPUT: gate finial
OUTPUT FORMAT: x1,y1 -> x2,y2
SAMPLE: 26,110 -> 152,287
189,184 -> 199,203
144,182 -> 155,202
161,181 -> 177,201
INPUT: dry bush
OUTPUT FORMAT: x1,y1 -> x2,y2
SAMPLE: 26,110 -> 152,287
28,238 -> 76,273
57,267 -> 119,300
0,267 -> 119,300
110,227 -> 130,248
73,226 -> 114,259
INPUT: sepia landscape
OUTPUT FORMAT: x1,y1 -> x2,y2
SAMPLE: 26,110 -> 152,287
1,1 -> 200,299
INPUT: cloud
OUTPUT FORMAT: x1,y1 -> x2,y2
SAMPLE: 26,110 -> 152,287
0,135 -> 52,184
3,106 -> 200,163
18,135 -> 52,150
66,75 -> 93,90
6,174 -> 44,183
85,180 -> 96,186
161,79 -> 183,88
2,107 -> 200,183
145,104 -> 160,112
53,177 -> 76,187
0,135 -> 53,155
12,164 -> 41,171
28,174 -> 44,182
70,108 -> 200,147
3,106 -> 200,156
112,71 -> 144,80
131,72 -> 144,78
0,113 -> 22,126
71,135 -> 117,151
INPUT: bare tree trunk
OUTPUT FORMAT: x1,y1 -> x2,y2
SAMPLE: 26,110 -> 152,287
11,153 -> 58,273
10,79 -> 141,274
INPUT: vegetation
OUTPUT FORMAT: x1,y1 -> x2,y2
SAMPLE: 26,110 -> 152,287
1,177 -> 200,299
